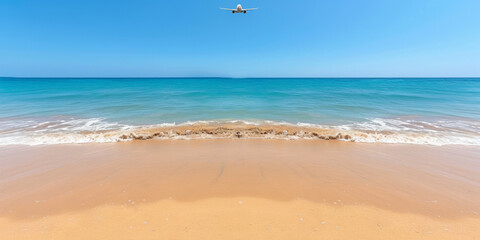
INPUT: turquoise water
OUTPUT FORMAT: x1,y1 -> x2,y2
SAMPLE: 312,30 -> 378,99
1,78 -> 479,145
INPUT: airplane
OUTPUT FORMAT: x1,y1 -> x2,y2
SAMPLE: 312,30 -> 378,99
221,4 -> 258,14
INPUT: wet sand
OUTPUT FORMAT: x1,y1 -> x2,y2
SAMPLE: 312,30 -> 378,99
1,140 -> 480,239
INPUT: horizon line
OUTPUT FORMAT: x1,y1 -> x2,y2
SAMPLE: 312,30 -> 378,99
1,76 -> 480,79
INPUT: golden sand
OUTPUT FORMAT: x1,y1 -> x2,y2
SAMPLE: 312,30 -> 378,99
1,140 -> 479,239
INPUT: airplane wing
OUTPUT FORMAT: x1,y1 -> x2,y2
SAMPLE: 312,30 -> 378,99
243,8 -> 258,11
220,8 -> 236,11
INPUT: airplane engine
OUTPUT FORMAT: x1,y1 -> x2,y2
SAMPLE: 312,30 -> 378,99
232,11 -> 235,13
244,11 -> 247,13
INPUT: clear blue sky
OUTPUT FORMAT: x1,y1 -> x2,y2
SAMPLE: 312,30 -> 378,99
1,0 -> 479,77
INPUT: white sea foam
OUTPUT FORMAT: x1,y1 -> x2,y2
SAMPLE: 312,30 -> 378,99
335,118 -> 480,145
0,117 -> 132,145
0,117 -> 479,146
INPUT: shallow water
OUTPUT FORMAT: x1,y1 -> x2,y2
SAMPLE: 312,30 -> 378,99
1,78 -> 479,145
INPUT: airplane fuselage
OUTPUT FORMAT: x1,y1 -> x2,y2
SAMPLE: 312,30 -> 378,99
233,4 -> 246,13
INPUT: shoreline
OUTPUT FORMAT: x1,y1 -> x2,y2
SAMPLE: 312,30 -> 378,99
1,140 -> 480,239
2,120 -> 480,146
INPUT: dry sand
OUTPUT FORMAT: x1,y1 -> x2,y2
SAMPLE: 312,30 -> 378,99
1,139 -> 479,239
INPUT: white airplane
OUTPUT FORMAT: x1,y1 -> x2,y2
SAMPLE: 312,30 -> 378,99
221,4 -> 258,14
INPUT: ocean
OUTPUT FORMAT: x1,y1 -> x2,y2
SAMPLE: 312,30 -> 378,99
1,78 -> 479,145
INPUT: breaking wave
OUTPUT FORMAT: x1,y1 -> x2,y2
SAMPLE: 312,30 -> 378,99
0,117 -> 479,146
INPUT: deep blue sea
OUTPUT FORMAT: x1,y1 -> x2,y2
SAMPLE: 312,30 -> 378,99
1,78 -> 479,145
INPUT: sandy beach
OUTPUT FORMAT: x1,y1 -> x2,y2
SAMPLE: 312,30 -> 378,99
3,0 -> 480,238
1,140 -> 480,239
